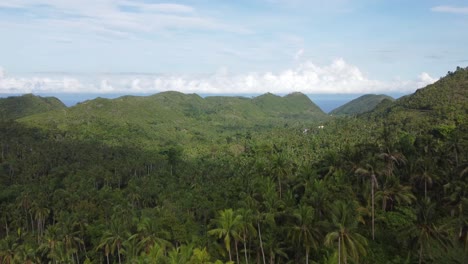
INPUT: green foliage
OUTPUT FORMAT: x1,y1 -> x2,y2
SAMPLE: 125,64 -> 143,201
330,94 -> 395,116
0,94 -> 66,120
0,67 -> 467,263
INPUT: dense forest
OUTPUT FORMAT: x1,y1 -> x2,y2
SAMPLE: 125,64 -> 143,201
0,67 -> 467,263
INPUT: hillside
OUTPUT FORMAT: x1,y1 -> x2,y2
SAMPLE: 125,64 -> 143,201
330,94 -> 394,115
19,91 -> 328,149
366,67 -> 467,127
0,94 -> 66,120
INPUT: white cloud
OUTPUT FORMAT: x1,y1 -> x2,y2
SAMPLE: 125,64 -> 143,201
0,0 -> 251,36
0,60 -> 439,95
416,72 -> 438,88
431,6 -> 468,15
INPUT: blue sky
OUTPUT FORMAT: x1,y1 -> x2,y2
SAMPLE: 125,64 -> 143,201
0,0 -> 467,95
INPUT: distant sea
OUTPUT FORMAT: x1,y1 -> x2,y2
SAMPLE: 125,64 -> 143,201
1,92 -> 407,114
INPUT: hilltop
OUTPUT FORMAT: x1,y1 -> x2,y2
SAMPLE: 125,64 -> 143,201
0,94 -> 66,120
330,94 -> 394,115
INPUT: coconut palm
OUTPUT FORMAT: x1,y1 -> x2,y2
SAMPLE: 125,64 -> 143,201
288,204 -> 322,264
376,176 -> 415,211
0,236 -> 17,264
97,218 -> 129,264
324,200 -> 368,264
355,164 -> 379,240
236,208 -> 256,264
403,198 -> 452,264
411,157 -> 437,200
208,209 -> 242,262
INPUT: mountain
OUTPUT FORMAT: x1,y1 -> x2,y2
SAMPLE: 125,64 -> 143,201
19,91 -> 327,148
365,66 -> 468,131
0,94 -> 66,120
330,94 -> 394,115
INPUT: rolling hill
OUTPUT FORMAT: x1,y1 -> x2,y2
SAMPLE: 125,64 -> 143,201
19,91 -> 328,149
0,94 -> 66,120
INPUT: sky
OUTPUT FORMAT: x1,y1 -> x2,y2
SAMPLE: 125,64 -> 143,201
0,0 -> 467,96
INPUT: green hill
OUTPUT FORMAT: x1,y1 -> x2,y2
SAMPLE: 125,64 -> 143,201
365,66 -> 468,132
19,91 -> 327,149
330,94 -> 394,115
0,94 -> 66,120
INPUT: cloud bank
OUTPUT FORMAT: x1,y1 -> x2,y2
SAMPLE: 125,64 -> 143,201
0,59 -> 438,95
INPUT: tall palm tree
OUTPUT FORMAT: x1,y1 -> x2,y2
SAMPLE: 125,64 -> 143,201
378,150 -> 406,178
288,204 -> 322,264
236,208 -> 256,264
136,216 -> 170,254
208,209 -> 242,262
376,176 -> 415,211
324,200 -> 368,264
403,198 -> 452,264
411,157 -> 437,200
97,218 -> 128,264
270,151 -> 293,200
355,164 -> 379,240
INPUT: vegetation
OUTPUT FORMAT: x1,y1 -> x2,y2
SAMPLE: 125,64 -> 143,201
0,94 -> 66,120
330,94 -> 394,116
0,67 -> 467,263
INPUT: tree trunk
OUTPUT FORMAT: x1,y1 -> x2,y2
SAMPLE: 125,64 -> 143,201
106,254 -> 110,264
419,243 -> 423,264
371,179 -> 375,240
338,236 -> 341,264
424,178 -> 427,200
258,222 -> 266,264
244,233 -> 249,264
278,176 -> 282,200
235,240 -> 240,264
117,246 -> 122,264
306,246 -> 309,264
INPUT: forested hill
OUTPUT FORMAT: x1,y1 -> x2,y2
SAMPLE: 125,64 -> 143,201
366,66 -> 468,129
0,93 -> 66,120
19,91 -> 328,148
330,94 -> 394,115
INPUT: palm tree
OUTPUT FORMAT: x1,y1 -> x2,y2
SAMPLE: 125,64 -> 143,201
324,200 -> 368,264
270,151 -> 293,200
208,209 -> 242,262
168,244 -> 194,264
411,157 -> 437,200
40,224 -> 63,263
403,198 -> 452,264
288,204 -> 321,264
378,150 -> 406,178
34,206 -> 50,242
97,218 -> 128,264
136,216 -> 170,254
236,208 -> 256,264
0,236 -> 17,264
355,164 -> 379,240
376,176 -> 415,211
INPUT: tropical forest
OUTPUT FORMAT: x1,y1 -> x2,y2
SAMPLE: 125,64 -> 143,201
0,67 -> 467,264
